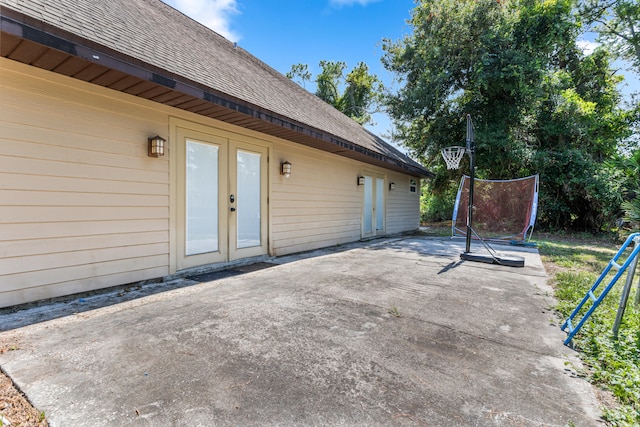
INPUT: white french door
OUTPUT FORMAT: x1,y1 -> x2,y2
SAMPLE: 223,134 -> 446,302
176,129 -> 228,269
362,174 -> 386,238
229,141 -> 268,260
175,125 -> 268,270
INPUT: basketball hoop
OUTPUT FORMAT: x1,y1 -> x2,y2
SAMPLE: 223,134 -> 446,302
441,146 -> 466,170
443,114 -> 525,267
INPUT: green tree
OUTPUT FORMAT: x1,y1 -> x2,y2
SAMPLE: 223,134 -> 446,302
530,46 -> 635,229
286,64 -> 312,88
581,0 -> 640,73
382,0 -> 631,231
381,0 -> 577,174
287,61 -> 383,125
581,0 -> 640,155
315,60 -> 346,108
608,148 -> 640,228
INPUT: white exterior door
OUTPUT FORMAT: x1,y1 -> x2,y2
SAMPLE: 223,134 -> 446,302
174,123 -> 268,271
362,174 -> 386,238
176,129 -> 228,269
229,141 -> 268,261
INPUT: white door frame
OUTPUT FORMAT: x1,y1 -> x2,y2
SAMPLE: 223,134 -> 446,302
170,118 -> 270,273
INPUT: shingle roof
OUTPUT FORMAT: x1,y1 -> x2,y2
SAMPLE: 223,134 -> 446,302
0,0 -> 430,176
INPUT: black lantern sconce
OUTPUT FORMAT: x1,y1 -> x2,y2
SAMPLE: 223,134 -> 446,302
281,161 -> 292,178
148,135 -> 166,157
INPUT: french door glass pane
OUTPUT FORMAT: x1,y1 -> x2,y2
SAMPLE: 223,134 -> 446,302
363,176 -> 373,233
186,140 -> 219,255
237,150 -> 261,248
376,177 -> 384,231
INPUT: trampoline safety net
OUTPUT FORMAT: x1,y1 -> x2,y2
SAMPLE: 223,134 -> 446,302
452,174 -> 539,241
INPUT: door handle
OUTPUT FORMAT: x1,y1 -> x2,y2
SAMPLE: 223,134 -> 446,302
230,207 -> 236,212
230,194 -> 235,203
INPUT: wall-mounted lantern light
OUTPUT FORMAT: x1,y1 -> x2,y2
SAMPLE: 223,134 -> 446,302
357,176 -> 365,186
148,135 -> 166,157
389,182 -> 396,190
281,161 -> 292,178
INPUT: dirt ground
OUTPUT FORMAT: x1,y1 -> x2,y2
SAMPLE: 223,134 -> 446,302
0,370 -> 47,426
1,335 -> 47,426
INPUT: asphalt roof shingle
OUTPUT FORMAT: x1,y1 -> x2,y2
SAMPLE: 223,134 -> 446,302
1,0 -> 428,174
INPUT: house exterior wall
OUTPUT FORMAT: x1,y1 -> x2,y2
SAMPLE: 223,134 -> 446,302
269,143 -> 421,256
0,58 -> 421,308
0,58 -> 171,307
386,175 -> 421,235
270,141 -> 364,256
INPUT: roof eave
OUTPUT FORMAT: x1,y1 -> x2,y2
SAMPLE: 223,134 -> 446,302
0,8 -> 433,178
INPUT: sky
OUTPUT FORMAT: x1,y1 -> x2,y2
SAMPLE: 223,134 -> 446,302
162,0 -> 639,149
162,0 -> 415,145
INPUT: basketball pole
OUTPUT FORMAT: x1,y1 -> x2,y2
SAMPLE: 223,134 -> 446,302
458,115 -> 525,267
465,114 -> 474,254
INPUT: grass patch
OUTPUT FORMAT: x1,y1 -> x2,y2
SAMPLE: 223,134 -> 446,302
418,222 -> 452,237
538,235 -> 640,426
388,305 -> 402,318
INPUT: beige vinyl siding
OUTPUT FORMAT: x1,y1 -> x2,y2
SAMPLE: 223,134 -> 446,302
269,142 -> 420,256
1,57 -> 422,307
0,58 -> 170,307
386,175 -> 421,234
270,142 -> 362,256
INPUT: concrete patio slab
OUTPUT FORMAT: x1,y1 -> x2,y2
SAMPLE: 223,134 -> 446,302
0,237 -> 602,426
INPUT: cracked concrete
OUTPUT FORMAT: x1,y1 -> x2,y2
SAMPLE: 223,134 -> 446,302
0,236 -> 602,426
